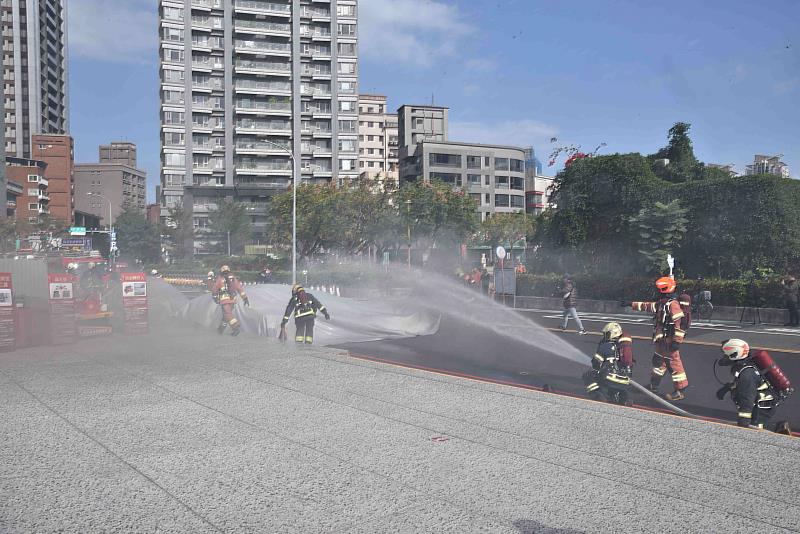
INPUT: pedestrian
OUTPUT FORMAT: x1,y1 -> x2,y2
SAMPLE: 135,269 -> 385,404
781,276 -> 799,327
560,274 -> 587,335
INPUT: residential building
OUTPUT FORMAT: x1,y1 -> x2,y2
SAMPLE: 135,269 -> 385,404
526,175 -> 554,215
146,203 -> 162,225
398,105 -> 526,220
2,0 -> 69,159
1,113 -> 5,216
158,0 -> 359,254
6,179 -> 22,218
74,142 -> 147,228
706,163 -> 738,177
31,134 -> 72,224
73,210 -> 101,230
4,156 -> 48,224
358,94 -> 398,188
745,155 -> 790,178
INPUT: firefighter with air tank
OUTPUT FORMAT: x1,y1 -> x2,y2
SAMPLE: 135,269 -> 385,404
280,285 -> 329,344
621,276 -> 689,401
584,322 -> 634,405
211,265 -> 249,336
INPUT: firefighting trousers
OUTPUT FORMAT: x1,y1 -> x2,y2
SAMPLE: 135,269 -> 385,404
220,302 -> 240,332
651,339 -> 688,390
295,316 -> 315,344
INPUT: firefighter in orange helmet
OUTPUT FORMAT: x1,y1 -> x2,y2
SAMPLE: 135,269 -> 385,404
621,276 -> 688,401
212,265 -> 249,336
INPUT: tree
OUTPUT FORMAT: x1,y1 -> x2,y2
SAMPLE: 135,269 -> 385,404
332,181 -> 398,256
472,213 -> 535,249
648,122 -> 703,183
0,219 -> 17,252
164,202 -> 195,260
205,199 -> 251,255
395,179 -> 479,249
115,207 -> 162,262
627,199 -> 688,274
265,184 -> 340,258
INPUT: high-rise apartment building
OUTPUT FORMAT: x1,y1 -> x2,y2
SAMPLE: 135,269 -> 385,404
1,0 -> 69,159
358,94 -> 398,188
74,142 -> 147,227
158,0 -> 359,253
31,134 -> 72,225
397,105 -> 527,220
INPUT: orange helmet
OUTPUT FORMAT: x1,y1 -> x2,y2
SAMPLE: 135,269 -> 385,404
655,276 -> 676,294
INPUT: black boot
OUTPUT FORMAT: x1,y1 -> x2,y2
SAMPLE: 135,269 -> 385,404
217,323 -> 227,335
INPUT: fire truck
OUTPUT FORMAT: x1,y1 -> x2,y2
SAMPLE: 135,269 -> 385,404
48,254 -> 117,336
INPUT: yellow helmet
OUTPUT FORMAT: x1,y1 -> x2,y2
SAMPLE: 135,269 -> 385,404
220,265 -> 231,274
291,284 -> 304,295
602,322 -> 623,341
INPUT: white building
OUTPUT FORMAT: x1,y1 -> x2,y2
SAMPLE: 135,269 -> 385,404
358,94 -> 398,188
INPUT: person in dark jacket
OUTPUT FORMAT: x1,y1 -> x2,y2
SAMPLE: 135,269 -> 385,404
717,339 -> 776,429
560,275 -> 587,335
781,276 -> 799,327
584,322 -> 634,405
279,285 -> 329,344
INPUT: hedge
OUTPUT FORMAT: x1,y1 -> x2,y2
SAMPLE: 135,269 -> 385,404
516,274 -> 790,308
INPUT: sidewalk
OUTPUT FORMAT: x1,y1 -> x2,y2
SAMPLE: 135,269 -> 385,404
2,323 -> 799,532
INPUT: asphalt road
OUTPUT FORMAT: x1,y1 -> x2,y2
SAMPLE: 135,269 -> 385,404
336,309 -> 800,432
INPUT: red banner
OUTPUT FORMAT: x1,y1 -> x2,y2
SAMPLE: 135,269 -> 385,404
121,272 -> 148,334
0,273 -> 15,351
48,273 -> 77,344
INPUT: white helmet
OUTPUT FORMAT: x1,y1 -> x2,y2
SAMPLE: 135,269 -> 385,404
721,339 -> 750,361
207,271 -> 215,278
151,269 -> 158,275
602,322 -> 623,342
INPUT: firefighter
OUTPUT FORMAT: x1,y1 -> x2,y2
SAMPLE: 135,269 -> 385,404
621,276 -> 688,401
717,339 -> 775,429
212,265 -> 249,336
206,271 -> 216,293
584,322 -> 634,405
279,285 -> 329,344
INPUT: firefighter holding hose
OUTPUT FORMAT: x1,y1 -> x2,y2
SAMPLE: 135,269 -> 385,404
212,265 -> 249,336
279,285 -> 329,344
621,276 -> 688,401
717,339 -> 793,432
584,322 -> 634,405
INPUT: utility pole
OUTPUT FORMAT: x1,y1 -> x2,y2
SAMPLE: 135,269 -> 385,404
405,199 -> 412,268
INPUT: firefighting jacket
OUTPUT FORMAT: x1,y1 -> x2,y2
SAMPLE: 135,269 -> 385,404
282,293 -> 327,326
631,297 -> 685,344
731,363 -> 775,427
591,334 -> 634,386
213,275 -> 247,305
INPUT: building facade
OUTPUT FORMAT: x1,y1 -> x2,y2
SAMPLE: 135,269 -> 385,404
158,0 -> 359,253
398,105 -> 526,220
2,0 -> 69,159
525,175 -> 554,215
5,157 -> 48,224
357,94 -> 398,188
74,142 -> 147,228
31,134 -> 72,224
745,155 -> 789,178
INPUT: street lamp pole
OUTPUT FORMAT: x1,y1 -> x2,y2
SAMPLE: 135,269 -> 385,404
405,199 -> 412,269
259,139 -> 297,284
87,192 -> 113,263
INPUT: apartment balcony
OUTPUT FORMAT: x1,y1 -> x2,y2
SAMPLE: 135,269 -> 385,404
234,19 -> 291,37
235,162 -> 292,175
233,0 -> 291,17
234,79 -> 292,96
192,82 -> 212,93
193,143 -> 214,154
37,206 -> 50,215
235,100 -> 292,116
191,0 -> 213,11
301,86 -> 332,98
301,6 -> 330,20
236,140 -> 291,155
234,39 -> 291,56
234,179 -> 290,191
301,68 -> 331,80
234,59 -> 291,76
235,121 -> 292,136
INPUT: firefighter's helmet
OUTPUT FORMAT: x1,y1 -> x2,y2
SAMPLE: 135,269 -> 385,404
220,265 -> 231,274
721,338 -> 750,361
655,276 -> 676,294
207,271 -> 215,278
601,322 -> 623,342
291,284 -> 304,295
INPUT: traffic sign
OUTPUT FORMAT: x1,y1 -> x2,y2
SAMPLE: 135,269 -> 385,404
69,227 -> 86,236
495,246 -> 507,260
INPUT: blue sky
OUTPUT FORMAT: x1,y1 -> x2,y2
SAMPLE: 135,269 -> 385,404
68,0 -> 800,202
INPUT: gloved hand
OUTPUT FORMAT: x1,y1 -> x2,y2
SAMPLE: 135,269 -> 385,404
243,297 -> 250,307
716,383 -> 732,400
670,341 -> 681,352
324,312 -> 330,321
619,300 -> 631,308
278,325 -> 287,342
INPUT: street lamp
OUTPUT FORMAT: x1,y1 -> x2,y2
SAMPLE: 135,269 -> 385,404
405,199 -> 412,269
258,139 -> 298,284
87,192 -> 114,262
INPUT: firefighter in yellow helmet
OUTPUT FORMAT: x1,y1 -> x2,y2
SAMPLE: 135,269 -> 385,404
212,265 -> 249,336
622,276 -> 688,401
584,322 -> 634,405
279,284 -> 329,344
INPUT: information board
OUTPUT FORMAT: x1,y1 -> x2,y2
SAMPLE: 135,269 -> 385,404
121,272 -> 148,334
0,273 -> 15,351
48,273 -> 77,344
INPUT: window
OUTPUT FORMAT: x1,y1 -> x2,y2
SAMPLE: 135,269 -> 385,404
164,153 -> 186,167
511,176 -> 525,190
339,100 -> 356,113
496,176 -> 509,188
339,139 -> 356,152
467,174 -> 481,185
163,48 -> 184,63
467,155 -> 482,169
495,157 -> 509,171
164,174 -> 185,187
163,69 -> 184,83
162,27 -> 183,41
163,6 -> 183,21
163,111 -> 185,125
339,120 -> 357,133
338,62 -> 356,75
485,156 -> 491,167
470,193 -> 481,205
28,203 -> 38,210
429,153 -> 461,167
338,24 -> 356,37
164,132 -> 185,146
163,89 -> 184,104
27,174 -> 39,182
338,80 -> 356,94
430,172 -> 462,186
484,175 -> 491,186
511,195 -> 525,208
337,4 -> 356,17
495,194 -> 510,207
510,159 -> 524,173
338,42 -> 357,56
368,162 -> 375,168
484,193 -> 491,204
339,159 -> 356,171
